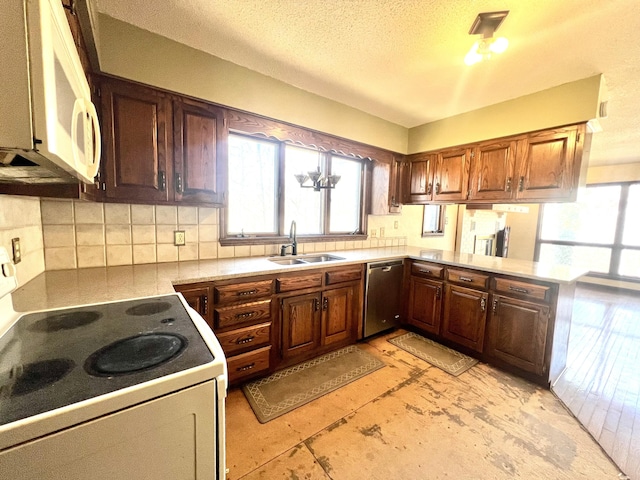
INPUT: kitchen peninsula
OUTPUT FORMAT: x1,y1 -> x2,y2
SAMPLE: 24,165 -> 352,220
11,246 -> 586,387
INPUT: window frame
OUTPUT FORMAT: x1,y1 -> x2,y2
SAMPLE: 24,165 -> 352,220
421,204 -> 446,237
221,131 -> 370,246
534,181 -> 640,282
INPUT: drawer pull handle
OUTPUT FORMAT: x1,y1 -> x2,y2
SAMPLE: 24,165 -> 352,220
509,286 -> 530,294
322,297 -> 329,311
314,298 -> 320,311
480,297 -> 486,312
492,298 -> 498,313
237,363 -> 255,372
518,176 -> 525,192
427,183 -> 432,195
436,286 -> 441,299
506,176 -> 512,192
203,296 -> 208,315
235,311 -> 255,319
238,289 -> 258,296
236,336 -> 255,345
419,269 -> 431,274
459,276 -> 473,282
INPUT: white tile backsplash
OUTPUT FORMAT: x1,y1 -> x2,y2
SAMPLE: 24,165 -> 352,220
33,200 -> 404,271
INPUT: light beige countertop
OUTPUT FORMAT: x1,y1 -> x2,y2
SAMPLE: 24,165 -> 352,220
10,246 -> 587,312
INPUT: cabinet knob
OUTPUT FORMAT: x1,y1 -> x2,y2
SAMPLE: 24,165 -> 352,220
314,298 -> 320,311
322,297 -> 329,311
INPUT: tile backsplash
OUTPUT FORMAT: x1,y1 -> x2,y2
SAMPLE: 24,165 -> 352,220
40,199 -> 407,270
0,195 -> 44,285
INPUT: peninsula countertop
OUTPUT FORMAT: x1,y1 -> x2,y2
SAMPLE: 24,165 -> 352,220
10,246 -> 588,312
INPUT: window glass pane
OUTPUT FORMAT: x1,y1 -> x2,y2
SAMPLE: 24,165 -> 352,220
538,244 -> 611,274
423,205 -> 444,234
622,184 -> 640,246
540,185 -> 621,244
619,249 -> 640,278
227,135 -> 277,235
329,156 -> 362,233
284,146 -> 323,235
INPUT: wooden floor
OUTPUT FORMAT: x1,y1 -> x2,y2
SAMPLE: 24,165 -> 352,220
225,329 -> 620,479
554,284 -> 640,480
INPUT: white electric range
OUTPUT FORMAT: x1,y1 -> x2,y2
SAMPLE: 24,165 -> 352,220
0,248 -> 227,479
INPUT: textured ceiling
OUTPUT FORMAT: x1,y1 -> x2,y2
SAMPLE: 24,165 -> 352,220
92,0 -> 640,167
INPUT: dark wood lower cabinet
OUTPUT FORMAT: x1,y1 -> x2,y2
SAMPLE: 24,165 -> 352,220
486,295 -> 550,376
407,277 -> 443,334
174,283 -> 212,328
322,286 -> 354,347
441,284 -> 488,353
281,293 -> 321,361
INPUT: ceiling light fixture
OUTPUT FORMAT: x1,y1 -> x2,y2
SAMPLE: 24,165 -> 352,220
464,11 -> 509,66
295,166 -> 341,191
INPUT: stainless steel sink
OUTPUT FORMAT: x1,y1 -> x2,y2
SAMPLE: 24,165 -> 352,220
268,258 -> 306,265
299,254 -> 344,263
268,254 -> 344,265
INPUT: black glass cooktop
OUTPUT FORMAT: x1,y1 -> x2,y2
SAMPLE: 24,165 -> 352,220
0,295 -> 214,426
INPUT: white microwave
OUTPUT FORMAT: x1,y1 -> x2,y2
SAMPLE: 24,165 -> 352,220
0,0 -> 101,184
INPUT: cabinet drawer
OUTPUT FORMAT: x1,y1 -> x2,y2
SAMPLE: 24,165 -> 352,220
227,346 -> 271,384
446,268 -> 489,289
276,272 -> 323,293
493,278 -> 551,303
214,279 -> 273,304
325,267 -> 362,285
214,299 -> 271,330
411,262 -> 444,279
216,322 -> 271,356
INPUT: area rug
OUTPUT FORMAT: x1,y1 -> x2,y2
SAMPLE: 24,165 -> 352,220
242,345 -> 385,423
388,332 -> 478,376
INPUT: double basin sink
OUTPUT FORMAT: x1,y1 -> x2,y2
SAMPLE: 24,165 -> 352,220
268,254 -> 345,266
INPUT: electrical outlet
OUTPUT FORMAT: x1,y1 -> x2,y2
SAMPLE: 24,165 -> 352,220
370,229 -> 377,237
174,231 -> 186,246
394,221 -> 399,229
11,238 -> 21,264
380,227 -> 385,237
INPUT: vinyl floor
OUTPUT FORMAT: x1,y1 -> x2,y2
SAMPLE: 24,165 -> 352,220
554,284 -> 640,480
225,328 -> 622,479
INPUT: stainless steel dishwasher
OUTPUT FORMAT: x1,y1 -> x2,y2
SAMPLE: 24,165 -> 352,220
363,260 -> 404,337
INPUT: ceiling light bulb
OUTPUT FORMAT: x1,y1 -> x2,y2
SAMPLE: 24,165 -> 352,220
464,42 -> 482,65
489,37 -> 509,54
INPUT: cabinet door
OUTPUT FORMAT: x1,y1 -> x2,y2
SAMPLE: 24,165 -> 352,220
407,277 -> 442,334
468,140 -> 517,201
174,284 -> 212,329
487,295 -> 549,375
321,286 -> 355,347
515,125 -> 582,201
404,153 -> 435,204
442,284 -> 488,352
173,99 -> 226,205
433,148 -> 470,202
281,293 -> 321,360
100,78 -> 172,202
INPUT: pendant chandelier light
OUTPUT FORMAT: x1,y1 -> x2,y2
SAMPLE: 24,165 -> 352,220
294,167 -> 341,191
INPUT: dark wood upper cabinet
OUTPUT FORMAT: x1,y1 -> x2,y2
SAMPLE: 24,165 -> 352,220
100,78 -> 172,203
516,124 -> 583,201
468,140 -> 517,202
403,152 -> 435,204
400,123 -> 586,205
432,147 -> 470,202
173,99 -> 227,204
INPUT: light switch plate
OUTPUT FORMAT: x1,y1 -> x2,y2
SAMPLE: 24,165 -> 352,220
174,231 -> 186,246
11,238 -> 21,264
